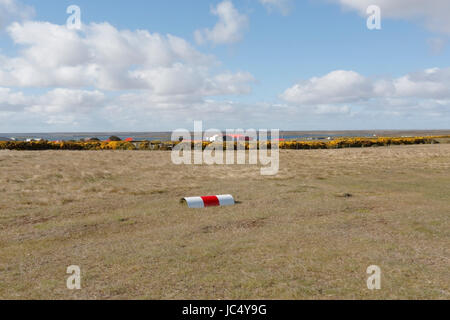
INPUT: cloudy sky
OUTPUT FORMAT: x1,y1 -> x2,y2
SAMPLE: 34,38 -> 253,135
0,0 -> 449,132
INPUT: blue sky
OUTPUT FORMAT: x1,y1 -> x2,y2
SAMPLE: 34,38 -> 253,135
0,0 -> 449,132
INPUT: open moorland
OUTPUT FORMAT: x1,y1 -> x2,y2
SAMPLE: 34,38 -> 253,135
0,144 -> 449,299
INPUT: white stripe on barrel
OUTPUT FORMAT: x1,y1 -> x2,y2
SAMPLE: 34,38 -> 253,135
182,195 -> 235,208
183,197 -> 205,208
217,195 -> 235,207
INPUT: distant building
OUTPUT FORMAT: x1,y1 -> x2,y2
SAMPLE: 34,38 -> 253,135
209,135 -> 222,142
208,134 -> 254,142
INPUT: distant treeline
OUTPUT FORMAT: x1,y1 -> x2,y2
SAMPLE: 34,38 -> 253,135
0,136 -> 447,151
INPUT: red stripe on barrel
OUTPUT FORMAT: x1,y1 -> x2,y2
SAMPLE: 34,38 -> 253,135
201,196 -> 220,207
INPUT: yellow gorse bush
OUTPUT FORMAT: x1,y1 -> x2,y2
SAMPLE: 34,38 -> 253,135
0,140 -> 136,151
0,136 -> 445,151
279,137 -> 440,149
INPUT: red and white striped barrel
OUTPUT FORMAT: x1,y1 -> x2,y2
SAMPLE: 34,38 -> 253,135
182,195 -> 235,208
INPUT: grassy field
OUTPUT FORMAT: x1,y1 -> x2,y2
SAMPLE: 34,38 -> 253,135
0,144 -> 449,299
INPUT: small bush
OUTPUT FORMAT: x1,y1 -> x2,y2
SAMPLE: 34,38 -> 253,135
108,136 -> 122,142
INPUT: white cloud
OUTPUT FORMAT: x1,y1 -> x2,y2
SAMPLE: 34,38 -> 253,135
0,14 -> 258,131
277,67 -> 450,127
27,89 -> 106,114
313,104 -> 351,115
281,70 -> 374,104
259,0 -> 293,15
332,0 -> 450,34
205,71 -> 255,96
0,17 -> 256,129
1,86 -> 449,131
0,0 -> 34,28
0,87 -> 28,111
392,68 -> 450,99
282,68 -> 450,106
0,21 -> 254,100
0,87 -> 107,126
194,1 -> 249,45
3,67 -> 449,131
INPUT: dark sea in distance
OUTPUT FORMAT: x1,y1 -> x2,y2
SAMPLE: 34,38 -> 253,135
0,130 -> 448,142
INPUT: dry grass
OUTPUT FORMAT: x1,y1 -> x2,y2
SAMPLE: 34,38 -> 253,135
0,145 -> 449,300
